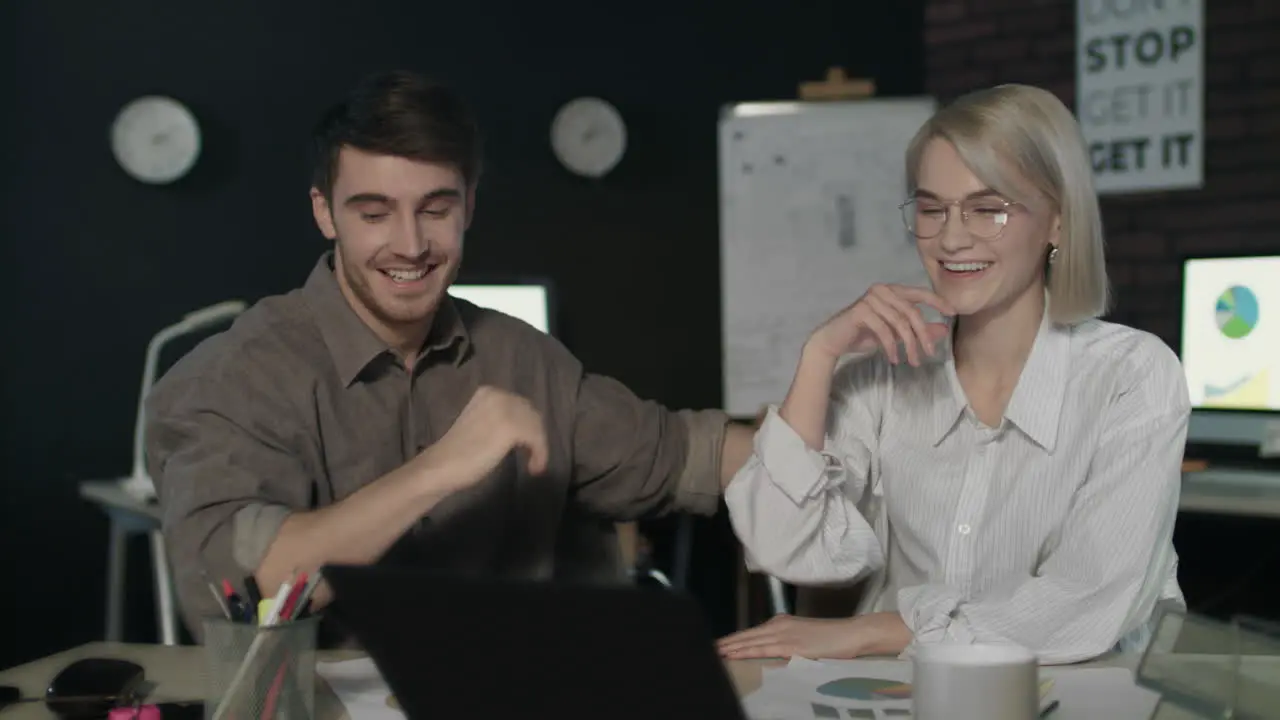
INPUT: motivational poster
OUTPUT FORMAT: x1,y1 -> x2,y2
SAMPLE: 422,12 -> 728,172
1076,0 -> 1204,194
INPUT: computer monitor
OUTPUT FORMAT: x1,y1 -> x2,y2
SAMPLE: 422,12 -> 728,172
1180,254 -> 1280,447
449,281 -> 555,335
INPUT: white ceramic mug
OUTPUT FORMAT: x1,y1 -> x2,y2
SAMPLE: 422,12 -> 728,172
912,643 -> 1039,720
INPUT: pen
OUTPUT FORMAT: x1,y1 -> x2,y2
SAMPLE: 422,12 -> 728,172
1039,699 -> 1060,717
280,572 -> 309,620
244,575 -> 263,610
206,581 -> 232,620
260,572 -> 309,720
237,598 -> 256,624
222,580 -> 251,623
263,576 -> 295,626
289,573 -> 322,620
201,570 -> 233,620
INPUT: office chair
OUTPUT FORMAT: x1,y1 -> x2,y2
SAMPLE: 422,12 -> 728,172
92,300 -> 246,646
619,513 -> 705,591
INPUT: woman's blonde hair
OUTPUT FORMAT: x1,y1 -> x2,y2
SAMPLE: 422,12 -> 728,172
904,84 -> 1110,325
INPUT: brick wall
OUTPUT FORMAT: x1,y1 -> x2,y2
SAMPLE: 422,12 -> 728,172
923,0 -> 1280,343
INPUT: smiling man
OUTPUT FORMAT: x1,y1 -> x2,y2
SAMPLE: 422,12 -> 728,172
146,70 -> 753,642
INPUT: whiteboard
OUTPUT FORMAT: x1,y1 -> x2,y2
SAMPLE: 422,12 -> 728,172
719,98 -> 937,417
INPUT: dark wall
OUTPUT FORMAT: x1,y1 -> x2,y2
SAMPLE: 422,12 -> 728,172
2,1 -> 924,666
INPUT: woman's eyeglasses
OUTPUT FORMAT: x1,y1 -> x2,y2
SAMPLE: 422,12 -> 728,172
899,196 -> 1020,239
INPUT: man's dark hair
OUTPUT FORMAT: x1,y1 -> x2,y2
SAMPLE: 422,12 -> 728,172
311,70 -> 483,199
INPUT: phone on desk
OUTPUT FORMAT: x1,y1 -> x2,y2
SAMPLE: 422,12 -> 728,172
153,701 -> 204,720
0,686 -> 202,719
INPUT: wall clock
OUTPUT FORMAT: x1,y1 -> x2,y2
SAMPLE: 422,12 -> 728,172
550,97 -> 627,179
110,95 -> 202,184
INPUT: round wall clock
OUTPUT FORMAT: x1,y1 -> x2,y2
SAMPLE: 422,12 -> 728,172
550,97 -> 627,179
110,95 -> 202,184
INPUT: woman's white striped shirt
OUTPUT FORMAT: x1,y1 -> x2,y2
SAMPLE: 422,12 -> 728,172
725,312 -> 1189,664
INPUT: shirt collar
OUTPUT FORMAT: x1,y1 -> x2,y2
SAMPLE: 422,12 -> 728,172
926,305 -> 1071,451
302,251 -> 470,386
1005,309 -> 1070,451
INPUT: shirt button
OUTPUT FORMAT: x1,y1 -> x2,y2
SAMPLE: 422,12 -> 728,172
958,523 -> 971,535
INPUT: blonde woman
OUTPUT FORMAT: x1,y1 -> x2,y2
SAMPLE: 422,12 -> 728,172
718,84 -> 1188,665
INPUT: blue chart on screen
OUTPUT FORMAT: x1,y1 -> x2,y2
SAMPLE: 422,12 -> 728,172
1214,285 -> 1259,340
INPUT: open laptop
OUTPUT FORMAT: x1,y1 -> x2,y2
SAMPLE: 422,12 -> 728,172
323,564 -> 748,720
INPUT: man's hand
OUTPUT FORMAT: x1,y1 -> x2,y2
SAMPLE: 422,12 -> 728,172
421,385 -> 550,489
256,385 -> 548,608
716,612 -> 913,660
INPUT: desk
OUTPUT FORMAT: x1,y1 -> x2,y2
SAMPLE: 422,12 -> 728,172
0,643 -> 777,720
78,482 -> 178,647
13,643 -> 1275,720
1179,467 -> 1280,519
8,643 -> 1279,720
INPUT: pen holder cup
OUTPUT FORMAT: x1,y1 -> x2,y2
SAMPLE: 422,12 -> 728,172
202,616 -> 320,720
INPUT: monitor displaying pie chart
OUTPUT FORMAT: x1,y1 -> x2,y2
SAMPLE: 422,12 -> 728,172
1214,285 -> 1259,340
1181,255 -> 1280,419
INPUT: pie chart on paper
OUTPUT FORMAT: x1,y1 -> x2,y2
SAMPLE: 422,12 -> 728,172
1215,285 -> 1259,340
815,677 -> 912,700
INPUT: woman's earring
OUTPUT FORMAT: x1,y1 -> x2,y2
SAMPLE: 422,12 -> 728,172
1048,246 -> 1060,265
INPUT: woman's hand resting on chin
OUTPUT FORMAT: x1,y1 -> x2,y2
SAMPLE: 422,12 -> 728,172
807,283 -> 956,367
716,612 -> 914,660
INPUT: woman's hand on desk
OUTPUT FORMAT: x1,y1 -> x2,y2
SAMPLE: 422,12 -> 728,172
716,612 -> 913,660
